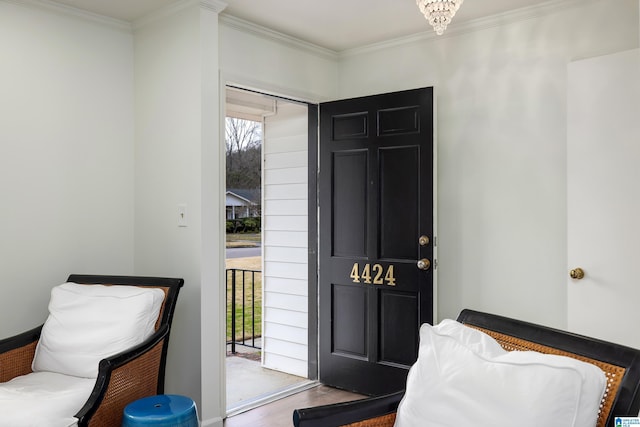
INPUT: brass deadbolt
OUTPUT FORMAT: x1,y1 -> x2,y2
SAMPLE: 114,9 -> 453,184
417,259 -> 431,271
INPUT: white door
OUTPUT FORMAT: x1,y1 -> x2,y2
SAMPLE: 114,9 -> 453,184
567,49 -> 640,348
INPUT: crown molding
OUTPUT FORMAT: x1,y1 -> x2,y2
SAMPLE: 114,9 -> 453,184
2,0 -> 131,31
201,0 -> 227,14
341,0 -> 593,57
217,0 -> 594,59
133,0 -> 227,30
219,14 -> 339,61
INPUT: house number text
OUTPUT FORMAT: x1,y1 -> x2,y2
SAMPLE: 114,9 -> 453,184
350,263 -> 396,286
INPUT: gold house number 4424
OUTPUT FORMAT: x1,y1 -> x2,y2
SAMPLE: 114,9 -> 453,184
350,263 -> 396,286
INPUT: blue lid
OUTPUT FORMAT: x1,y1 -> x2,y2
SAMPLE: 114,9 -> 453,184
123,394 -> 198,426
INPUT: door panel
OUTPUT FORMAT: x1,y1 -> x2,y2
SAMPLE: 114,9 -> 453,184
567,50 -> 640,348
332,112 -> 369,140
377,106 -> 420,136
380,146 -> 420,260
332,284 -> 367,357
319,88 -> 434,395
332,151 -> 368,258
379,290 -> 418,366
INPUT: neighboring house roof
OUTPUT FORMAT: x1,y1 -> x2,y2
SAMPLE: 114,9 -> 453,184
226,189 -> 261,206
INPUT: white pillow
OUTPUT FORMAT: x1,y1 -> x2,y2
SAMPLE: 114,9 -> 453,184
394,321 -> 607,427
429,320 -> 607,425
433,319 -> 507,358
32,282 -> 165,378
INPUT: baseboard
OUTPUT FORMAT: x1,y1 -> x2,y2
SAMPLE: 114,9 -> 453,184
201,416 -> 224,427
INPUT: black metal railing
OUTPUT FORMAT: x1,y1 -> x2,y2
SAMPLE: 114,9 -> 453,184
226,268 -> 262,354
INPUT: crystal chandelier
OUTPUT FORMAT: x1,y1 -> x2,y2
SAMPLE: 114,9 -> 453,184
416,0 -> 464,35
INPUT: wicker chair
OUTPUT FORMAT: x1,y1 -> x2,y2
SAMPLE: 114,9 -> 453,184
0,274 -> 183,427
294,309 -> 640,427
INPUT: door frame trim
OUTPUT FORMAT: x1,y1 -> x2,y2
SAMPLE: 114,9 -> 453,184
221,77 -> 322,412
432,87 -> 438,324
307,104 -> 319,380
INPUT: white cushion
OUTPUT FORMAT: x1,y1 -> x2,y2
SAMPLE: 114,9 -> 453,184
32,282 -> 165,378
0,371 -> 94,427
394,321 -> 607,427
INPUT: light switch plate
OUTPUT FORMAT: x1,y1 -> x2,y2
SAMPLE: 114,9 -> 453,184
178,204 -> 187,227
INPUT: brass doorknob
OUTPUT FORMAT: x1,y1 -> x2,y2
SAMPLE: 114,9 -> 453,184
569,268 -> 585,280
419,235 -> 430,246
417,259 -> 431,271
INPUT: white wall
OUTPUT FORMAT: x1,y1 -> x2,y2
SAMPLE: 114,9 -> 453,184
133,2 -> 225,425
200,4 -> 226,425
338,0 -> 639,328
262,100 -> 309,377
133,3 -> 224,424
219,15 -> 339,102
0,2 -> 135,336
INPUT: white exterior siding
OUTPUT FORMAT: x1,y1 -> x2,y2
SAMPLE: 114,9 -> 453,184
262,100 -> 309,377
264,262 -> 307,280
259,277 -> 307,295
265,323 -> 308,345
263,199 -> 307,216
264,167 -> 307,184
264,307 -> 308,329
265,151 -> 308,168
265,292 -> 307,312
264,216 -> 307,232
264,231 -> 307,249
264,183 -> 308,200
263,352 -> 308,378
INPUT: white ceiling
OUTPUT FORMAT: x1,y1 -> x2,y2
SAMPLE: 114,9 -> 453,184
51,0 -> 551,51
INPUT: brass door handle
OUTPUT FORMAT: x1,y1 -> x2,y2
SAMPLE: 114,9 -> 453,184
417,259 -> 431,271
569,268 -> 585,280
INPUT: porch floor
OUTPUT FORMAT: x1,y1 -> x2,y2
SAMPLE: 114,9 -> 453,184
224,383 -> 366,427
226,342 -> 311,415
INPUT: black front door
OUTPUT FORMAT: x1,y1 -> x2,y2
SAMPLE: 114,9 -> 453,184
318,87 -> 434,395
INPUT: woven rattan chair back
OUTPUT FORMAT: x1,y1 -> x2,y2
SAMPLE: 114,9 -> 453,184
471,326 -> 624,427
458,309 -> 640,427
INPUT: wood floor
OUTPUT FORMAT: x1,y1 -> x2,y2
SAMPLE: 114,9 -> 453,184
223,384 -> 365,427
